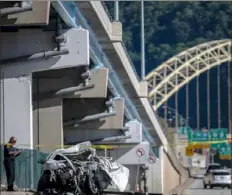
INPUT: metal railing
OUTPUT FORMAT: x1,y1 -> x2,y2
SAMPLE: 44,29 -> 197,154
101,1 -> 141,82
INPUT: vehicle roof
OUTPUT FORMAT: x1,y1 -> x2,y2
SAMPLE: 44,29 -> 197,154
208,163 -> 220,166
210,169 -> 229,173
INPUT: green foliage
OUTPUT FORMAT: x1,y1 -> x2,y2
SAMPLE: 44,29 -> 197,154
104,1 -> 232,72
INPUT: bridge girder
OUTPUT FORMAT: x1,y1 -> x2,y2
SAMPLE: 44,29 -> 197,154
145,39 -> 232,111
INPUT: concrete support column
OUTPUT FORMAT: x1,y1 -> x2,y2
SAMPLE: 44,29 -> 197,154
0,74 -> 33,149
146,157 -> 162,194
33,98 -> 63,153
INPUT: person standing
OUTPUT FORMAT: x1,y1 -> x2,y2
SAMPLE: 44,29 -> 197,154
3,136 -> 22,191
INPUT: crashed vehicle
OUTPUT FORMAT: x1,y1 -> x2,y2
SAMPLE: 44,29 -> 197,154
37,141 -> 129,195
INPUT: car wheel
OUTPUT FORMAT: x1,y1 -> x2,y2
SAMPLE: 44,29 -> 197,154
208,182 -> 212,189
203,182 -> 207,189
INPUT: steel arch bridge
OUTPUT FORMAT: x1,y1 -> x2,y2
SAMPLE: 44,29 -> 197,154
145,39 -> 231,111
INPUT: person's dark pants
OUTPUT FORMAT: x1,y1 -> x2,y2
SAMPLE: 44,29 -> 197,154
4,159 -> 15,191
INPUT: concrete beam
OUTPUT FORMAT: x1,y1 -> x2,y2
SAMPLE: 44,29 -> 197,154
111,22 -> 122,42
0,1 -> 50,26
72,68 -> 108,98
33,67 -> 108,100
124,120 -> 143,144
63,97 -> 125,130
75,1 -> 189,180
0,28 -> 89,78
139,81 -> 148,98
75,2 -> 122,43
64,128 -> 126,145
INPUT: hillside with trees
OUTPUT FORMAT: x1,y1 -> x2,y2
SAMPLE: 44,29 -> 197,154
104,1 -> 232,130
104,1 -> 232,74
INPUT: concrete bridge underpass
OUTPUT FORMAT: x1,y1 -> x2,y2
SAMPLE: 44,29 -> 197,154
0,1 -> 211,194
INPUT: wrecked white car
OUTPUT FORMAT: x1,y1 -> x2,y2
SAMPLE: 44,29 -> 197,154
37,141 -> 129,195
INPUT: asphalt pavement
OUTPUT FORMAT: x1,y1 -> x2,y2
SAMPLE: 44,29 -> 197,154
186,179 -> 231,195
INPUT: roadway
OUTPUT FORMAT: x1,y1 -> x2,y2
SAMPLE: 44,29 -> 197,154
187,179 -> 231,195
186,168 -> 231,195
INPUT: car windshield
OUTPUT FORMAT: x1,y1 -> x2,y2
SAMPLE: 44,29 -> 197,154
213,172 -> 229,176
208,165 -> 220,170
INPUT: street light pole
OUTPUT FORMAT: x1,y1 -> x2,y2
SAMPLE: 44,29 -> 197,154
114,1 -> 119,21
141,0 -> 145,80
210,149 -> 216,164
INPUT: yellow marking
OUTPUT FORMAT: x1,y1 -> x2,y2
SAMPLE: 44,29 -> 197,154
0,139 -> 230,150
219,155 -> 232,160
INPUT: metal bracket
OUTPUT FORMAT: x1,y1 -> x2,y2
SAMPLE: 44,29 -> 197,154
81,69 -> 91,86
105,98 -> 114,113
63,111 -> 117,128
93,135 -> 132,144
55,35 -> 67,47
63,98 -> 117,128
33,84 -> 95,101
0,49 -> 69,65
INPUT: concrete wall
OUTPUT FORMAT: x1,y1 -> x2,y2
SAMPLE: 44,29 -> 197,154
162,147 -> 181,195
0,28 -> 89,75
115,141 -> 150,165
0,2 -> 50,26
125,165 -> 141,191
146,158 -> 162,194
175,134 -> 190,167
0,28 -> 89,150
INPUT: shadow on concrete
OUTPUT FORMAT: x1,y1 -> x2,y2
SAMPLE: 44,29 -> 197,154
63,98 -> 108,130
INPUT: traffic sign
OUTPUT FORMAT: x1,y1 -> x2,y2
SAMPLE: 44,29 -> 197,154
148,156 -> 156,164
210,143 -> 221,149
191,131 -> 209,142
219,143 -> 232,159
178,126 -> 192,136
136,148 -> 145,157
185,145 -> 194,156
210,128 -> 227,141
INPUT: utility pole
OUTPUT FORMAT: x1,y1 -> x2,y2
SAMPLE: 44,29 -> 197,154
210,149 -> 216,164
114,1 -> 119,21
141,0 -> 145,80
